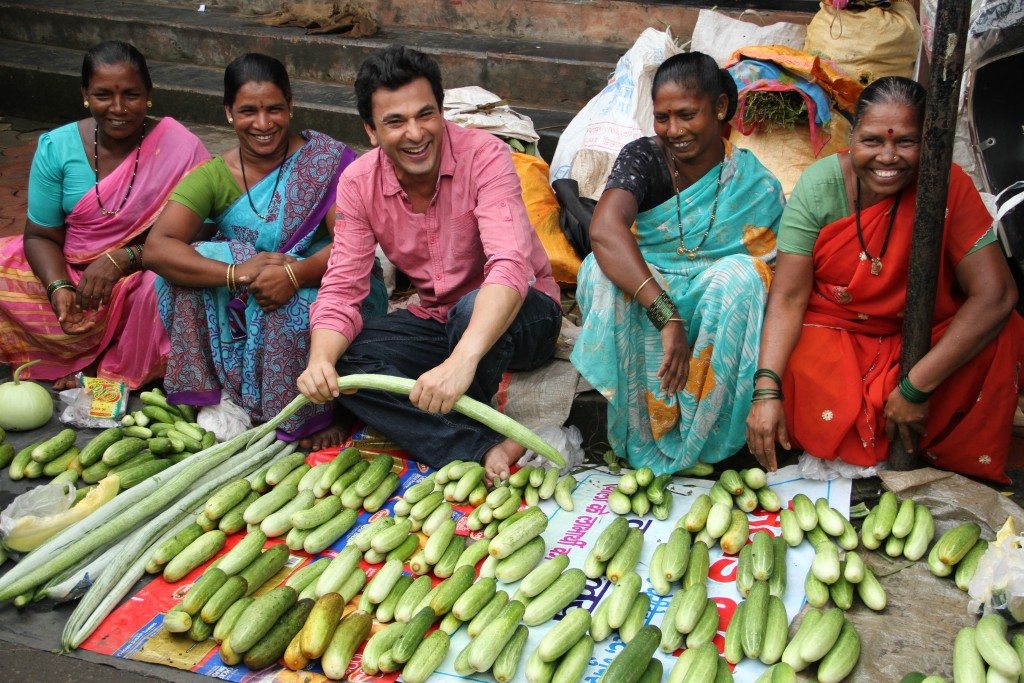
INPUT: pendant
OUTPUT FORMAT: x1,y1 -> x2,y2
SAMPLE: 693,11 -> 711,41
870,258 -> 883,276
676,246 -> 686,256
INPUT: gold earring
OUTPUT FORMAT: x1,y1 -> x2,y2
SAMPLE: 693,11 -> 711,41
227,117 -> 233,124
289,112 -> 293,119
718,114 -> 725,121
83,100 -> 89,108
147,100 -> 153,109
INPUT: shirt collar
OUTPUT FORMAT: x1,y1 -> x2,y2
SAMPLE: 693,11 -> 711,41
380,120 -> 457,198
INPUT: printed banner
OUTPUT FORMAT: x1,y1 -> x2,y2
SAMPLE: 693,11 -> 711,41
81,454 -> 849,683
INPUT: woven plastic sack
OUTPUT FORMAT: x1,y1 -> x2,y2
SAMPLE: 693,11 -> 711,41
512,152 -> 580,285
804,0 -> 920,85
691,8 -> 807,67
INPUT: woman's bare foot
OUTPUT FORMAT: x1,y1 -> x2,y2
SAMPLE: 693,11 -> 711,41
483,439 -> 526,485
299,423 -> 349,452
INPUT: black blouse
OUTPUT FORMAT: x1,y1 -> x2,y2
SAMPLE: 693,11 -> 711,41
604,136 -> 676,213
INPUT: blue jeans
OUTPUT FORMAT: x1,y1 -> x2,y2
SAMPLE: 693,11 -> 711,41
335,288 -> 562,468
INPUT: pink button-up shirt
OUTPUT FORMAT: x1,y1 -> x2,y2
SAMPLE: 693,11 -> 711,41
310,121 -> 560,343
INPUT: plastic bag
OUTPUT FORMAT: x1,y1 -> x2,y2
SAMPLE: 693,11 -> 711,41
798,451 -> 885,480
517,424 -> 585,475
968,522 -> 1024,623
691,8 -> 807,67
443,85 -> 540,145
58,387 -> 123,429
549,28 -> 682,197
0,481 -> 76,543
197,391 -> 252,441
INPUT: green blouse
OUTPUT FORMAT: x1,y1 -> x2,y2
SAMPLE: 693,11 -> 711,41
777,154 -> 996,257
169,157 -> 242,220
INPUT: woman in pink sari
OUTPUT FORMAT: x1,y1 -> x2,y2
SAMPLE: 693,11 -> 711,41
0,41 -> 209,388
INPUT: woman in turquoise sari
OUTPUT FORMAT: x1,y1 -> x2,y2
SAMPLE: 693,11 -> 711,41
146,54 -> 386,447
571,52 -> 785,473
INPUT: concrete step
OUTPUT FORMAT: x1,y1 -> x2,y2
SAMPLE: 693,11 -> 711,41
144,0 -> 816,49
0,0 -> 622,114
0,38 -> 572,159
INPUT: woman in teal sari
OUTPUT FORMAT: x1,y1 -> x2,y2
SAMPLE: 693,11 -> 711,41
571,52 -> 785,473
146,54 -> 386,447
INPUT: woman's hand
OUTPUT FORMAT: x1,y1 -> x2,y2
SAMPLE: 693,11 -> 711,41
51,288 -> 97,335
76,251 -> 126,311
247,264 -> 298,313
883,388 -> 928,453
657,320 -> 690,395
746,399 -> 790,472
234,252 -> 295,285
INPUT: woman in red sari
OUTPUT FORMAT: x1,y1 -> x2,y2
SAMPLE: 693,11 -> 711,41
746,76 -> 1024,483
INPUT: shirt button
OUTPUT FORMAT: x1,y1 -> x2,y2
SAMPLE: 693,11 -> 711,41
435,273 -> 442,280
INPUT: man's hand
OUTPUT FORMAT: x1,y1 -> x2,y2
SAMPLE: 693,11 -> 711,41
248,265 -> 296,313
297,358 -> 343,403
883,388 -> 928,453
410,357 -> 477,414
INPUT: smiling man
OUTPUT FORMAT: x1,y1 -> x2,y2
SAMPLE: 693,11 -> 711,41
300,46 -> 562,481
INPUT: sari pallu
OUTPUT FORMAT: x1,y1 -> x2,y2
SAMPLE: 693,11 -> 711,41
157,131 -> 386,440
571,146 -> 785,473
782,164 -> 1024,483
0,118 -> 209,387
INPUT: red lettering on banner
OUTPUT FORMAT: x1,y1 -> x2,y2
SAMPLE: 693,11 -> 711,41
586,503 -> 609,515
708,556 -> 739,583
748,510 -> 781,534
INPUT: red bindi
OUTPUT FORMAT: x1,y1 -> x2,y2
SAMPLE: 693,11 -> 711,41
887,128 -> 894,137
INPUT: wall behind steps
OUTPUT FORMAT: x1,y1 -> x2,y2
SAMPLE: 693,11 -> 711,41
147,0 -> 813,49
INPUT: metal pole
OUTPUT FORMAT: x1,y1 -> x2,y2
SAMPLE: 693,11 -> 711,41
888,0 -> 971,470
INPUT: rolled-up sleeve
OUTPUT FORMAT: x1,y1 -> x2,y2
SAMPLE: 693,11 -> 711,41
309,171 -> 378,342
472,140 -> 534,300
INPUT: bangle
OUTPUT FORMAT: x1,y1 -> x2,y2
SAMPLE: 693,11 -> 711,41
898,375 -> 931,404
106,251 -> 126,275
284,263 -> 300,291
226,264 -> 234,292
46,278 -> 75,302
133,244 -> 145,270
754,369 -> 782,387
631,275 -> 655,301
123,246 -> 137,271
645,290 -> 679,330
752,387 -> 784,401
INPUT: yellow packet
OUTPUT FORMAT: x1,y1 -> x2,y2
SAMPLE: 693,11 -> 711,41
75,374 -> 129,420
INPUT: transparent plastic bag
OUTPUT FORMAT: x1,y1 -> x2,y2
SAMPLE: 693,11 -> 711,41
58,387 -> 122,429
968,526 -> 1024,623
197,391 -> 252,441
0,481 -> 76,546
516,424 -> 584,475
798,451 -> 886,480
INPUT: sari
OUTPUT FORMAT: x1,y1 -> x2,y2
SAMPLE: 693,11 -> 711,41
156,131 -> 388,440
0,118 -> 209,387
783,163 -> 1024,483
572,145 -> 785,473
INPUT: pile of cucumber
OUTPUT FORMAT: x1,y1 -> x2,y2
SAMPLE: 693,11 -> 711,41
583,517 -> 646,585
681,468 -> 782,554
779,607 -> 861,683
524,607 -> 594,682
948,614 -> 1022,682
608,466 -> 673,520
860,491 -> 936,561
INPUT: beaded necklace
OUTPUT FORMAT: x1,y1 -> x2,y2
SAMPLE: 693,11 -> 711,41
93,119 -> 146,217
854,177 -> 903,276
661,143 -> 724,258
238,145 -> 288,222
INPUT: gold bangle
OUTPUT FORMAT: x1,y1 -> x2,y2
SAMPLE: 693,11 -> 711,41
105,251 -> 126,275
284,263 -> 300,291
230,264 -> 237,292
631,275 -> 655,301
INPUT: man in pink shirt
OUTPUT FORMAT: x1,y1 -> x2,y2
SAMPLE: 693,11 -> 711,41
299,46 -> 562,481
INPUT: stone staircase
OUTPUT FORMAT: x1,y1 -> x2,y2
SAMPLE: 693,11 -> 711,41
0,0 -> 814,159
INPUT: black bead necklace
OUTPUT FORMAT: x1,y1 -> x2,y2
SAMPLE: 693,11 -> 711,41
238,144 -> 288,222
93,118 -> 146,217
662,143 -> 724,259
854,177 -> 902,276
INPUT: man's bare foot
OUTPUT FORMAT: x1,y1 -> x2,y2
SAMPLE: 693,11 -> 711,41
483,439 -> 526,485
53,374 -> 78,391
299,424 -> 349,452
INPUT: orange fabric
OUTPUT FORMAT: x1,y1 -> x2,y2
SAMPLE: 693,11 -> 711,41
725,45 -> 863,114
783,165 -> 1024,483
511,152 -> 581,285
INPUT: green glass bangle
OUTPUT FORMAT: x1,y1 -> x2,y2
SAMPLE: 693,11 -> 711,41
645,290 -> 678,331
46,278 -> 75,302
898,375 -> 930,404
754,368 -> 782,387
752,395 -> 783,402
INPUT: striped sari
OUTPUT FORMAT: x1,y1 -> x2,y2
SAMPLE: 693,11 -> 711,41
0,118 -> 209,387
572,145 -> 785,473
